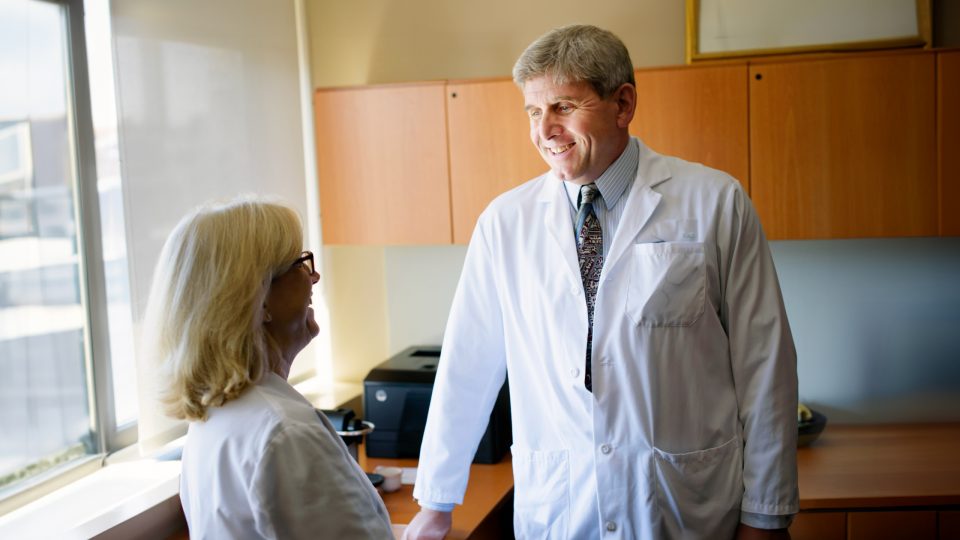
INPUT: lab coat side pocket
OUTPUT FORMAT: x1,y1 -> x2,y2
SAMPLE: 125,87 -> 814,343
511,446 -> 570,539
653,435 -> 743,538
626,242 -> 706,327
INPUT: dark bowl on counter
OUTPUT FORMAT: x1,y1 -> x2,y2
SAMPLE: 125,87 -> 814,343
366,472 -> 384,488
798,410 -> 828,447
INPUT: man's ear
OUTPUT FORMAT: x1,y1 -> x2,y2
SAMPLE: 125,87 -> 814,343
614,83 -> 637,129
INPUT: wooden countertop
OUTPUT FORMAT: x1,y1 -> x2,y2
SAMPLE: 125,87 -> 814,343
355,423 -> 960,536
358,448 -> 514,539
798,423 -> 960,510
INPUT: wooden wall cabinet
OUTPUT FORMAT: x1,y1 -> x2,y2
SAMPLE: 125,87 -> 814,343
314,79 -> 543,246
631,63 -> 750,187
314,50 -> 955,244
749,52 -> 938,240
313,82 -> 452,244
446,79 -> 545,244
939,51 -> 960,236
448,66 -> 752,244
315,67 -> 752,245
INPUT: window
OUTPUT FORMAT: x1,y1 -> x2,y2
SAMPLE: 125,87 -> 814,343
0,0 -> 135,504
84,0 -> 137,431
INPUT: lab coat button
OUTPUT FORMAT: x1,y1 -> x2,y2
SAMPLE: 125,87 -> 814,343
570,367 -> 580,378
571,285 -> 581,296
600,443 -> 611,454
605,521 -> 617,532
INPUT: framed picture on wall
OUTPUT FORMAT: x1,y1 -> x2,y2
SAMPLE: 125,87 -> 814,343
686,0 -> 932,62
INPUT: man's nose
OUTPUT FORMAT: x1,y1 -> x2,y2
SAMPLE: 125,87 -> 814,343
538,110 -> 561,140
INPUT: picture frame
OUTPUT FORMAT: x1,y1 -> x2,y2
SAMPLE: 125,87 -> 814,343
686,0 -> 932,63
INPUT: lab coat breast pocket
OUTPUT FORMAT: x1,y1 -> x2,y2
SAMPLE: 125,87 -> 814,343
511,446 -> 569,539
625,242 -> 706,327
653,436 -> 743,537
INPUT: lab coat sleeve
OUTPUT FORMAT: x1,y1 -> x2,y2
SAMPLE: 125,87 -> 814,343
413,217 -> 507,505
720,185 -> 799,520
248,422 -> 393,539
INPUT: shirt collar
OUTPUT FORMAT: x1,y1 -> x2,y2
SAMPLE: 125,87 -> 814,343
562,137 -> 639,209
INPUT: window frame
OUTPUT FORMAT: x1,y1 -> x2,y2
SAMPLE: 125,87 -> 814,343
63,0 -> 137,454
0,0 -> 136,511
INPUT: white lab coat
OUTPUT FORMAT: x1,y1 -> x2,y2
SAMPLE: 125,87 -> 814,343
414,140 -> 798,539
181,372 -> 393,539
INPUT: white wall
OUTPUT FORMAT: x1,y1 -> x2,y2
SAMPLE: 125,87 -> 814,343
772,238 -> 960,423
110,0 -> 318,449
112,0 -> 310,313
305,0 -> 685,87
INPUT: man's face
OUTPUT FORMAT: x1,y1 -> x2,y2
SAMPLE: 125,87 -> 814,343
522,76 -> 633,185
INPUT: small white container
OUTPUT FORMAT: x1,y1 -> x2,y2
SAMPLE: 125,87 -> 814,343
374,465 -> 403,493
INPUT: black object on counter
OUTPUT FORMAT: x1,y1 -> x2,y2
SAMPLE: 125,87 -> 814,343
798,410 -> 828,447
366,472 -> 384,487
319,407 -> 374,462
363,346 -> 512,464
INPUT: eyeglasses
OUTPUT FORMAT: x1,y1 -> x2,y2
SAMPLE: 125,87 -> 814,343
276,251 -> 315,279
292,251 -> 315,275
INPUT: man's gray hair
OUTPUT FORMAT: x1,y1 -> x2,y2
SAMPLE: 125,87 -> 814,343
513,24 -> 635,98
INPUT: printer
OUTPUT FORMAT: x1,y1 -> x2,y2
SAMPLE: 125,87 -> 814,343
363,346 -> 511,464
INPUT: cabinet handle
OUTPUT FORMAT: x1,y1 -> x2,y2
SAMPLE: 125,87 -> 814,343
755,73 -> 763,80
450,92 -> 458,98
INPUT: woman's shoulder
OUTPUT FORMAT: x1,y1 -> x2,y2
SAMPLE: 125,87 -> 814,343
191,375 -> 323,450
253,373 -> 327,428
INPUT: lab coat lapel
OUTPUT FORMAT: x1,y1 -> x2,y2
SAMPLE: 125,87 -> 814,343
602,144 -> 671,280
538,176 -> 581,285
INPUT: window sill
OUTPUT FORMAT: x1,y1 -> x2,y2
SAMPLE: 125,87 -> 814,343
0,377 -> 363,539
0,460 -> 183,539
295,379 -> 364,413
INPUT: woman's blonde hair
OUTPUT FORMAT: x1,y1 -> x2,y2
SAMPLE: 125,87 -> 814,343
141,197 -> 303,421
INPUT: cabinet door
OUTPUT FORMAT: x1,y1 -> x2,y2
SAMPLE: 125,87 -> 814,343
750,52 -> 937,240
447,79 -> 546,244
939,51 -> 960,236
940,510 -> 960,540
790,511 -> 845,540
313,83 -> 451,244
631,63 -> 749,187
848,510 -> 937,540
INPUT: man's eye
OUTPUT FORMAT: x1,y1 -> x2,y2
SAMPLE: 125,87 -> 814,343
528,110 -> 541,119
558,104 -> 572,113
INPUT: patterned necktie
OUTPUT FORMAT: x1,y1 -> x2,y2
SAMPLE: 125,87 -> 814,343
576,183 -> 603,392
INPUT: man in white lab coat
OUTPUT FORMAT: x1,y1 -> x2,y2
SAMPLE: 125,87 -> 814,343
404,25 -> 798,540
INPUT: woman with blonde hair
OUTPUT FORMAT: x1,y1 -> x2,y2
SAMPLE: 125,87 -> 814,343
142,197 -> 392,539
